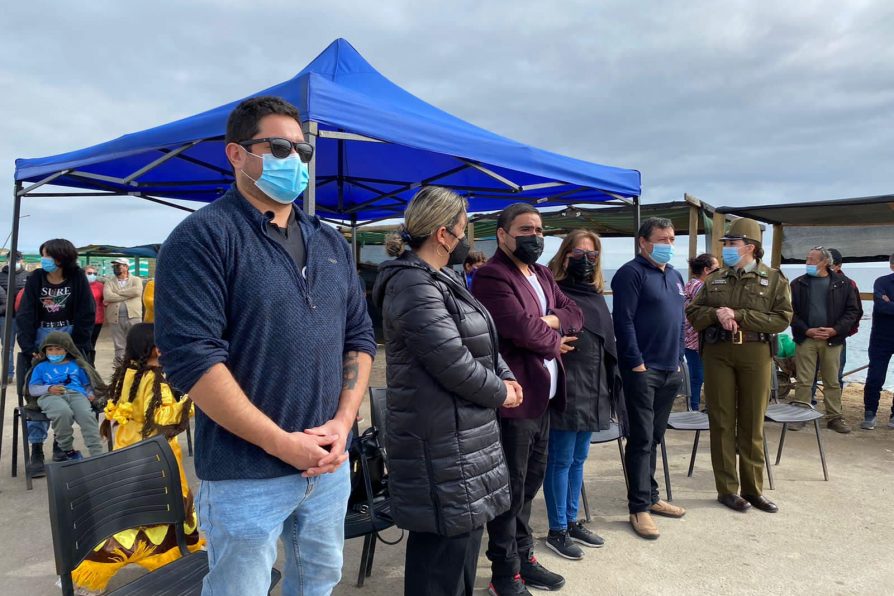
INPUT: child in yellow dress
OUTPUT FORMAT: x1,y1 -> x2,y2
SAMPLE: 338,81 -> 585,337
72,323 -> 203,592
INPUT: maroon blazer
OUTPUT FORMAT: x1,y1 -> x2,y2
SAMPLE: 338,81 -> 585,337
472,248 -> 584,419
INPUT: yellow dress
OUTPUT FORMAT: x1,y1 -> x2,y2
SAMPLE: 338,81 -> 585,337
72,368 -> 204,592
142,279 -> 155,323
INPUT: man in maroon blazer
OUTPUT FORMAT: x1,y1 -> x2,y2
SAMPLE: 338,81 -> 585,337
473,203 -> 583,595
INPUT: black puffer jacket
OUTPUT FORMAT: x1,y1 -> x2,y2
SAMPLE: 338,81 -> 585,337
372,251 -> 512,537
790,271 -> 863,346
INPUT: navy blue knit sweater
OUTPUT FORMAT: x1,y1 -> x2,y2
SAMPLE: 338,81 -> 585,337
155,185 -> 376,480
611,255 -> 686,372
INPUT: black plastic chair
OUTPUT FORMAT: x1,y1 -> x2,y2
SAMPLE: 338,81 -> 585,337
580,420 -> 628,522
660,365 -> 709,500
765,373 -> 829,481
344,388 -> 399,588
47,434 -> 280,595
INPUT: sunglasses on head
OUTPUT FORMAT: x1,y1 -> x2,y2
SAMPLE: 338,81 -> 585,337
570,248 -> 599,262
239,137 -> 314,162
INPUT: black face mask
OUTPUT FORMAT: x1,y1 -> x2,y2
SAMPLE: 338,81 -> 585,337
510,234 -> 544,265
567,256 -> 595,283
446,235 -> 471,267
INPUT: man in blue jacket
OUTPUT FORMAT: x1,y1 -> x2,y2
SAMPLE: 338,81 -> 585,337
862,253 -> 894,430
155,96 -> 376,596
611,217 -> 686,540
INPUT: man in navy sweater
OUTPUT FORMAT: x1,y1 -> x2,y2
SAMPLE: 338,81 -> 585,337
611,217 -> 686,540
155,97 -> 376,595
862,253 -> 894,430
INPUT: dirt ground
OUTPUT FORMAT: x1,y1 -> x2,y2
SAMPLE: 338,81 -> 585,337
1,331 -> 892,595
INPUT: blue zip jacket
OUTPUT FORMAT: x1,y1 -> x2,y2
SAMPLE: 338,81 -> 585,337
611,255 -> 685,372
155,185 -> 376,481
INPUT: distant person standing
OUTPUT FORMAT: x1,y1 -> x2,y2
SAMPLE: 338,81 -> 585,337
463,250 -> 487,289
83,265 -> 105,365
789,246 -> 861,433
862,253 -> 894,430
1,251 -> 29,383
103,258 -> 143,363
611,217 -> 686,540
683,253 -> 719,412
810,248 -> 862,402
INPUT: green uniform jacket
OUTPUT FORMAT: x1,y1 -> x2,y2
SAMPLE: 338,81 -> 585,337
686,261 -> 793,334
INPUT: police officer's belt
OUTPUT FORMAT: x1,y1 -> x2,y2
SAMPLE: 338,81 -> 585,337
706,326 -> 772,345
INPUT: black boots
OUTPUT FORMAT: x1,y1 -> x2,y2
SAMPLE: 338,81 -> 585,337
27,443 -> 46,478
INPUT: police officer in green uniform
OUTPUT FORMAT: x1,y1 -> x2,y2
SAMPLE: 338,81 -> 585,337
686,218 -> 792,513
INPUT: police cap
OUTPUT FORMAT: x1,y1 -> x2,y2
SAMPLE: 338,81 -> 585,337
720,218 -> 762,245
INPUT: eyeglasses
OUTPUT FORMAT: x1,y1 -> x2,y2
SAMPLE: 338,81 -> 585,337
239,137 -> 315,162
570,248 -> 599,262
445,228 -> 466,242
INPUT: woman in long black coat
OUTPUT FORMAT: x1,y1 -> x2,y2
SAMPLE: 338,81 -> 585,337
372,186 -> 522,596
542,229 -> 625,560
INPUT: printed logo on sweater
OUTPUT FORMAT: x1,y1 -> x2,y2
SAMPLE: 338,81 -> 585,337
40,286 -> 71,314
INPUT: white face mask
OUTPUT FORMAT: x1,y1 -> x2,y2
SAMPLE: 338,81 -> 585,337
14,263 -> 22,271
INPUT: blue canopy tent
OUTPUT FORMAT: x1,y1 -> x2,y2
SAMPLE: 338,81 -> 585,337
3,38 -> 641,458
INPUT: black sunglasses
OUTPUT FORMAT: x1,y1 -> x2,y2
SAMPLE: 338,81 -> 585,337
570,248 -> 599,262
239,137 -> 314,162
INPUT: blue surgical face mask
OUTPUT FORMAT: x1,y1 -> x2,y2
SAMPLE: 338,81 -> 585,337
47,353 -> 65,363
41,256 -> 58,273
243,151 -> 309,204
722,246 -> 742,267
649,243 -> 674,265
806,264 -> 819,277
86,273 -> 97,283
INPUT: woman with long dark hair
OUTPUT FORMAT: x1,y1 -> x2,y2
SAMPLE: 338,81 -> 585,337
542,229 -> 625,560
372,186 -> 520,596
16,238 -> 95,477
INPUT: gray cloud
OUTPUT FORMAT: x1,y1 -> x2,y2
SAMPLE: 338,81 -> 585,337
2,0 -> 892,250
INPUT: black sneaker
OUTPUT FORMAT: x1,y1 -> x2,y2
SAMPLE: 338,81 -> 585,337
567,520 -> 605,548
52,439 -> 66,462
545,529 -> 583,560
520,553 -> 565,591
488,573 -> 532,596
64,450 -> 84,461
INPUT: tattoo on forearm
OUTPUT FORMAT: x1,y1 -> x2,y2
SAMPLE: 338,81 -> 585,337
342,351 -> 360,391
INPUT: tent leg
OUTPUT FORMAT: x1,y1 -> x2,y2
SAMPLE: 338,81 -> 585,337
1,182 -> 23,461
304,121 -> 318,216
633,196 -> 641,256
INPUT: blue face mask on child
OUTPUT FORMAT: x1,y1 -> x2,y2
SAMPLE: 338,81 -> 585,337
649,243 -> 674,265
47,353 -> 65,363
41,257 -> 58,273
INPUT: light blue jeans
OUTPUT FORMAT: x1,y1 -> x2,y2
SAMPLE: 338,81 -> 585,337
197,463 -> 351,596
543,429 -> 592,530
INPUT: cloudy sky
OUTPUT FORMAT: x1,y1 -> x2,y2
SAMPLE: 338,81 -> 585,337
2,1 -> 893,252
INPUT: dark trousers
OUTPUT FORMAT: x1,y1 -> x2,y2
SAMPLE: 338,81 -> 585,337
620,368 -> 682,513
864,340 -> 894,416
486,413 -> 549,579
85,323 -> 102,365
404,527 -> 483,596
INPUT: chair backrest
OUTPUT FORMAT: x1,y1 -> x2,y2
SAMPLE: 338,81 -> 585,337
46,435 -> 189,595
676,363 -> 693,410
368,387 -> 387,439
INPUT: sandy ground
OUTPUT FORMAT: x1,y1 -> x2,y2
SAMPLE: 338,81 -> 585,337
1,331 -> 893,596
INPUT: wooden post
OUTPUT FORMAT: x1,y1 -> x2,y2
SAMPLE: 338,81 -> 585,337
711,211 -> 725,260
688,204 -> 699,258
771,224 -> 783,269
467,221 -> 475,249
